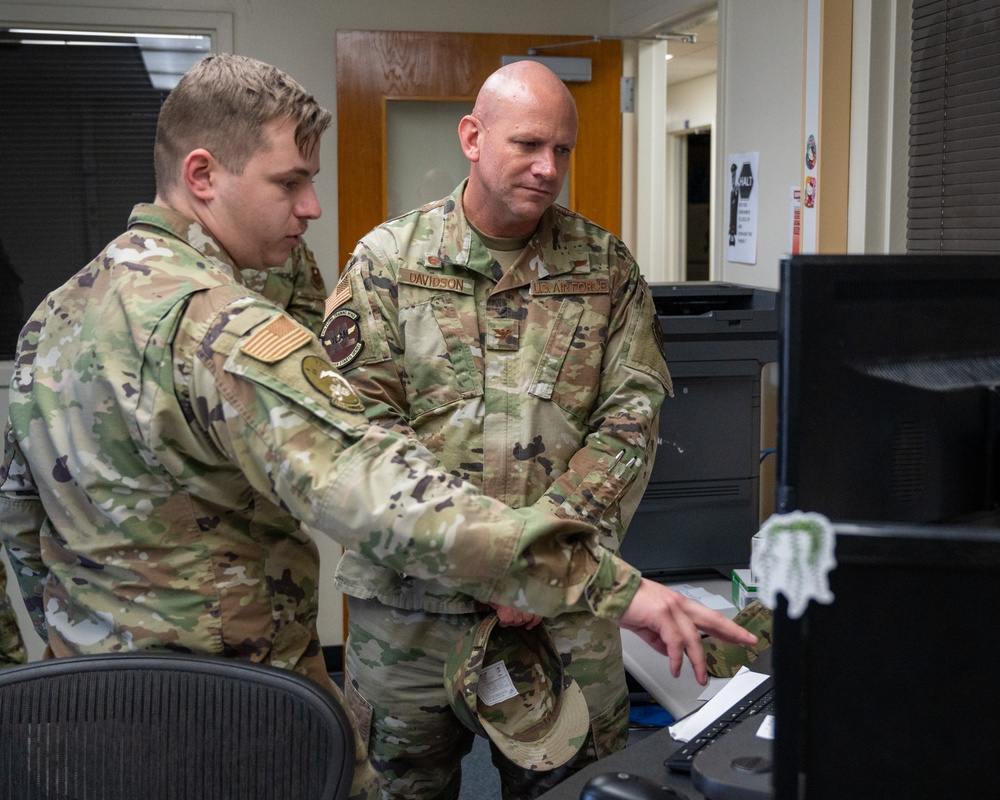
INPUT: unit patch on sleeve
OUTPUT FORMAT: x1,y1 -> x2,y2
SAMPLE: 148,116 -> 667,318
302,355 -> 365,412
240,315 -> 313,363
320,308 -> 364,368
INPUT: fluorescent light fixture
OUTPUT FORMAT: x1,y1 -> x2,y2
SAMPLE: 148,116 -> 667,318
10,28 -> 206,41
18,40 -> 136,47
3,28 -> 212,90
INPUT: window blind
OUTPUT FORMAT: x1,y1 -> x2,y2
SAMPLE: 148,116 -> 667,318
0,30 -> 207,358
909,0 -> 1000,253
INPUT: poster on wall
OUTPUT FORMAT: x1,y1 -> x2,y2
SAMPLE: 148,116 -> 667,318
726,151 -> 759,265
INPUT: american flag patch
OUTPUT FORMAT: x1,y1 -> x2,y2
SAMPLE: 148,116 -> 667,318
326,273 -> 352,318
240,315 -> 313,363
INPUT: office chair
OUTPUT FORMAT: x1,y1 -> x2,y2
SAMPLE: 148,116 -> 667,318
0,651 -> 355,800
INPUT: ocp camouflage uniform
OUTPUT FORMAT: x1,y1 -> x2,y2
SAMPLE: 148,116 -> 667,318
0,203 -> 647,800
0,560 -> 27,667
328,182 -> 672,799
241,240 -> 329,335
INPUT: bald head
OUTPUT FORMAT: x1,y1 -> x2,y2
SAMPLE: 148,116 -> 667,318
472,60 -> 578,131
458,62 -> 578,237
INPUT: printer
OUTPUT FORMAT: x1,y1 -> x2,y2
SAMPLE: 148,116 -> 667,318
620,282 -> 780,579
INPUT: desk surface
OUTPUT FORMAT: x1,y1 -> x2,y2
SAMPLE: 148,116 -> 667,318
537,724 -> 702,799
538,644 -> 773,800
537,576 -> 749,800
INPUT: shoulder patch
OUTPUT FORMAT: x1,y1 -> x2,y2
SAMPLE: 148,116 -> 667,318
240,315 -> 313,363
301,355 -> 365,412
321,307 -> 365,368
326,273 -> 352,317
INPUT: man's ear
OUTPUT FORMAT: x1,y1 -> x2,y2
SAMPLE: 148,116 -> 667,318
458,115 -> 482,163
183,149 -> 218,200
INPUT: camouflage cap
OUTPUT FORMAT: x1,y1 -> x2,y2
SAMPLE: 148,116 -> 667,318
443,613 -> 590,771
703,600 -> 774,678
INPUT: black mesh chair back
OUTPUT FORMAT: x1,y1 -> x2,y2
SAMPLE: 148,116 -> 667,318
0,652 -> 355,800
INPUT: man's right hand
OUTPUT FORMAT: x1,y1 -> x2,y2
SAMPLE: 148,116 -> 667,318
489,602 -> 543,629
615,578 -> 759,686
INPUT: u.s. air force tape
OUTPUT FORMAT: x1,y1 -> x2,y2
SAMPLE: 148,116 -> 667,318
529,278 -> 609,296
301,355 -> 365,412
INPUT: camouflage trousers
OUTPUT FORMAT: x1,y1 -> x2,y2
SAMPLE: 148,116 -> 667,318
344,596 -> 630,800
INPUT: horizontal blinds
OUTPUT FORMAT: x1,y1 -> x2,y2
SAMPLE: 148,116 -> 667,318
0,30 -> 206,359
908,0 -> 1000,252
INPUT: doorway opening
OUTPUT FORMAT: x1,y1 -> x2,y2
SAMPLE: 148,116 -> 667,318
684,130 -> 712,281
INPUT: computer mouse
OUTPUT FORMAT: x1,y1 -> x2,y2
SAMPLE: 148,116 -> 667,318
579,771 -> 687,800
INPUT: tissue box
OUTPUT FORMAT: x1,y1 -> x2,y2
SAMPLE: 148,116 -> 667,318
731,568 -> 758,610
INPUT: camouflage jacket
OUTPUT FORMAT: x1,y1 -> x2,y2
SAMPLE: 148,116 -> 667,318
0,204 -> 641,688
0,559 -> 27,667
328,182 -> 672,614
241,241 -> 328,336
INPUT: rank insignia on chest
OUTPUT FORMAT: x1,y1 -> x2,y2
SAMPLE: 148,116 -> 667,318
301,355 -> 365,412
487,317 -> 519,350
321,308 -> 364,368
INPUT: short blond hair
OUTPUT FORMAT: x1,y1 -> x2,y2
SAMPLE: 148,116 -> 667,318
154,53 -> 331,196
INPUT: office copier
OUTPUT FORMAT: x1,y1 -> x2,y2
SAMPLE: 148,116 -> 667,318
620,282 -> 779,579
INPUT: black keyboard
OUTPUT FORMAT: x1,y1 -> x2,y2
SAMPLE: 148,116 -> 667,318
664,678 -> 775,774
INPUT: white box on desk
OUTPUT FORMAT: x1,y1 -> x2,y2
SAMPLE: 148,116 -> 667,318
731,568 -> 758,610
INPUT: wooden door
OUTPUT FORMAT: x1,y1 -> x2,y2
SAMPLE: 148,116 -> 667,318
335,30 -> 623,269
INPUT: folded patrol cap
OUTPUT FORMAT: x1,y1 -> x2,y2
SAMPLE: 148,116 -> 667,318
444,613 -> 590,771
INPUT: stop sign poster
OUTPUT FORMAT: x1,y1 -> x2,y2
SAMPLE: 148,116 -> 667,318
726,151 -> 759,265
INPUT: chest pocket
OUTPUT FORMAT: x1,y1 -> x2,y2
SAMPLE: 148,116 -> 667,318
399,290 -> 483,420
527,294 -> 608,421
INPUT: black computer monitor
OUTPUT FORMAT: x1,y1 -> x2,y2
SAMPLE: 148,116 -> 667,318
772,520 -> 1000,799
772,254 -> 1000,798
776,254 -> 1000,524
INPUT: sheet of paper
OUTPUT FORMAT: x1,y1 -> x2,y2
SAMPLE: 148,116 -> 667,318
696,677 -> 730,702
667,667 -> 770,743
670,583 -> 736,612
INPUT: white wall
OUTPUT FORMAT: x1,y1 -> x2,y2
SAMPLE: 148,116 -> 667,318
711,0 -> 909,289
610,0 -> 717,33
848,0 -> 910,254
666,72 -> 716,133
715,0 -> 806,290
